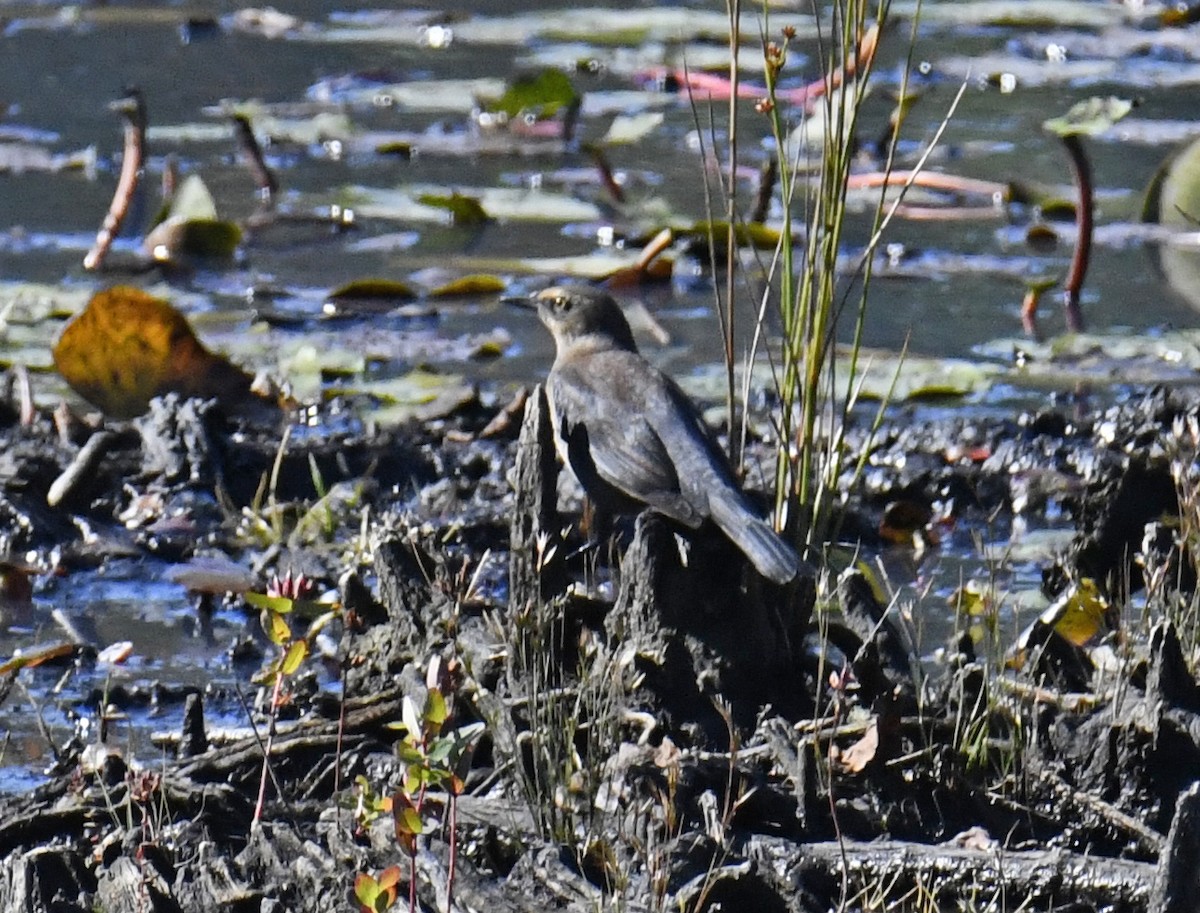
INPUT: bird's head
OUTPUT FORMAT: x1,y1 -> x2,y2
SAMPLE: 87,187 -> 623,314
533,286 -> 638,352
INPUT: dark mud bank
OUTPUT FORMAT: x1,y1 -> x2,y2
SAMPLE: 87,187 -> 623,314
1,384 -> 1200,912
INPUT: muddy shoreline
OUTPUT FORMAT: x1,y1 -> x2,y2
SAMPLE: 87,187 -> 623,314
1,383 -> 1199,911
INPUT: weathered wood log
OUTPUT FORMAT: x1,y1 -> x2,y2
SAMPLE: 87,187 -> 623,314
508,384 -> 565,611
753,835 -> 1154,909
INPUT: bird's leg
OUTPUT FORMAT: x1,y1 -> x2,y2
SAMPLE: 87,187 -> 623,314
581,497 -> 613,544
558,498 -> 612,565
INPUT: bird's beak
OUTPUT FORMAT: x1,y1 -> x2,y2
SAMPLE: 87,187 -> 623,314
502,293 -> 538,312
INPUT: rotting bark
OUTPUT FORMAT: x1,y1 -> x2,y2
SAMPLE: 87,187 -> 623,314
508,384 -> 566,610
755,835 -> 1155,909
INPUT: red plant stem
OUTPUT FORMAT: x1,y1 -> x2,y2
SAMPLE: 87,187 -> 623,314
582,143 -> 625,205
846,169 -> 1008,198
1060,133 -> 1092,333
334,662 -> 348,802
1022,287 -> 1041,338
447,792 -> 457,913
84,89 -> 146,271
253,672 -> 285,823
409,852 -> 417,913
643,22 -> 880,108
750,157 -> 777,225
232,113 -> 279,200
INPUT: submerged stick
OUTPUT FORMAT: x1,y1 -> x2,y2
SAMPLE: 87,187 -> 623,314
83,88 -> 146,271
47,430 -> 115,508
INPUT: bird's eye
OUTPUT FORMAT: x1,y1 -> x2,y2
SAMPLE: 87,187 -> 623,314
553,297 -> 570,312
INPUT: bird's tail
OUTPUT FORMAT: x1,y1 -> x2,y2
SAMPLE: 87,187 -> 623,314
708,489 -> 803,585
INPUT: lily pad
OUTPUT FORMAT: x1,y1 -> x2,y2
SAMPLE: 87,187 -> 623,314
483,68 -> 579,121
415,192 -> 491,226
842,350 -> 1004,401
343,185 -> 601,223
1044,96 -> 1134,139
0,142 -> 95,174
1144,134 -> 1200,227
143,174 -> 242,261
145,219 -> 242,261
600,111 -> 665,145
310,76 -> 507,113
327,279 -> 420,303
896,1 -> 1127,29
332,369 -> 475,425
428,275 -> 508,298
52,286 -> 257,418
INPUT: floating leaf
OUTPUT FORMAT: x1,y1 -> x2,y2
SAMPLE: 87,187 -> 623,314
0,143 -> 95,175
415,192 -> 490,226
600,111 -> 663,145
161,173 -> 219,223
344,185 -> 600,223
229,6 -> 304,38
484,68 -> 579,121
335,369 -> 476,425
145,218 -> 242,261
1144,134 -> 1200,227
322,76 -> 506,113
907,1 -> 1126,29
327,278 -> 419,303
680,220 -> 782,250
325,279 -> 419,316
142,174 -> 241,260
1043,96 -> 1133,139
852,351 -> 1002,401
52,286 -> 256,418
428,274 -> 507,298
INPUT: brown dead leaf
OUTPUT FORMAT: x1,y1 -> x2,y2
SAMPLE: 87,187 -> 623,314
830,719 -> 879,774
52,286 -> 257,419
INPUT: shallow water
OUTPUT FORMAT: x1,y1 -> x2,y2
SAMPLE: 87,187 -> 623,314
2,0 -> 1199,788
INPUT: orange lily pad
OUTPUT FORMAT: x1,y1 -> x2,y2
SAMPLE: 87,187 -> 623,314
52,286 -> 256,418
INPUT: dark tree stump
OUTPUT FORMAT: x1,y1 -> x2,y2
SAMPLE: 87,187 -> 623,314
509,385 -> 566,611
1152,781 -> 1200,913
608,511 -> 817,734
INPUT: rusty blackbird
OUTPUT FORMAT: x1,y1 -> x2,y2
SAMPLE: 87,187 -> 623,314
530,286 -> 801,585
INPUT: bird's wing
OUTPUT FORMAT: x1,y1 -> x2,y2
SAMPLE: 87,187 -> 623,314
550,355 -> 703,527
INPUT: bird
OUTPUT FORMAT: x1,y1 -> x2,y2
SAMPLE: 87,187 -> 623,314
528,285 -> 802,585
